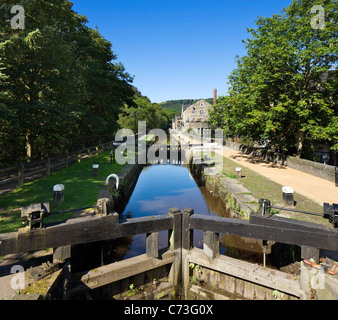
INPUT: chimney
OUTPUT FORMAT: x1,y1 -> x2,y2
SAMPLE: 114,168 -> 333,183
213,89 -> 217,105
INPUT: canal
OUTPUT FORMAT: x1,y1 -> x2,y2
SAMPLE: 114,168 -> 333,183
120,164 -> 222,259
117,163 -> 267,264
72,162 -> 295,273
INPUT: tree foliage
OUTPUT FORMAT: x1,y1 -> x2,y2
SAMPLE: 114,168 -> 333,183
160,98 -> 214,116
0,0 -> 135,167
210,0 -> 338,157
118,89 -> 171,132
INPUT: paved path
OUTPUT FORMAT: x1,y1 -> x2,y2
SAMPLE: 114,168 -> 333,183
220,149 -> 337,206
175,132 -> 337,206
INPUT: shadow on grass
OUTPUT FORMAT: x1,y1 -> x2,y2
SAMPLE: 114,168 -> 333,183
0,151 -> 125,233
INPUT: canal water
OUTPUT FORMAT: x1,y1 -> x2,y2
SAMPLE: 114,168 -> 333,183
72,163 -> 299,273
120,164 -> 222,259
117,163 -> 267,264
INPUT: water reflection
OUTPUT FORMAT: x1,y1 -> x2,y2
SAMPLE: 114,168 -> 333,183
120,164 -> 216,259
118,163 -> 264,262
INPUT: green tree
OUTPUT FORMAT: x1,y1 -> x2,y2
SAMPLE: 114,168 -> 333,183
0,0 -> 134,166
118,89 -> 171,132
211,0 -> 337,157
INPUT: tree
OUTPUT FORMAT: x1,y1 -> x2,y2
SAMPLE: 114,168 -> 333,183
210,0 -> 338,157
0,0 -> 134,166
118,89 -> 171,132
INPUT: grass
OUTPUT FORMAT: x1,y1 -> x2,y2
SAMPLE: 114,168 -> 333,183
0,150 -> 125,233
213,152 -> 327,225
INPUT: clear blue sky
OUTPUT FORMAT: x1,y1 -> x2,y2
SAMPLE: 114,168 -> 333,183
72,0 -> 292,103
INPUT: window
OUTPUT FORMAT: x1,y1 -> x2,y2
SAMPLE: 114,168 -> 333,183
200,118 -> 204,122
200,110 -> 204,115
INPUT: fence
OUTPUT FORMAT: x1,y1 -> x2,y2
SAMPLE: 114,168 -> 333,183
0,203 -> 337,299
0,140 -> 122,194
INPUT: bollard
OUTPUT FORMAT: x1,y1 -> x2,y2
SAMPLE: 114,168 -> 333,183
282,186 -> 294,206
92,164 -> 99,177
235,167 -> 242,179
53,184 -> 65,205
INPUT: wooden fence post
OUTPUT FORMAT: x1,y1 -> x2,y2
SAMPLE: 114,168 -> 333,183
65,152 -> 69,168
168,208 -> 182,290
46,158 -> 50,176
146,232 -> 159,258
181,208 -> 194,299
18,164 -> 24,187
203,231 -> 219,259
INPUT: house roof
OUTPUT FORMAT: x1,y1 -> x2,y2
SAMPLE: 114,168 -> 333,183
182,105 -> 189,112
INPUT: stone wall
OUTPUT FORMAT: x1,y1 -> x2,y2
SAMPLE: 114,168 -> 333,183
287,156 -> 335,183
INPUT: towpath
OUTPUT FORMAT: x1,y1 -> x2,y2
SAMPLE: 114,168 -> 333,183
176,132 -> 337,206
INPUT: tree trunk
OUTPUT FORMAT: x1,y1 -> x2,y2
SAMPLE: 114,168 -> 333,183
296,131 -> 304,158
26,130 -> 32,163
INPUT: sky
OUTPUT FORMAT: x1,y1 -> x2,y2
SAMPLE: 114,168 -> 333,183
72,0 -> 293,103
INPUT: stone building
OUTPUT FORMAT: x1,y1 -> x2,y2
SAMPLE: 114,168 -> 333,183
181,99 -> 212,135
172,115 -> 182,130
171,89 -> 217,135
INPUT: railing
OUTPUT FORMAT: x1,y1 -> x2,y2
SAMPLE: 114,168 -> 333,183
0,140 -> 117,191
1,204 -> 337,299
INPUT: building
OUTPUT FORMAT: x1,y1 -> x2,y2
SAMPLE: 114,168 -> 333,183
171,89 -> 217,135
171,115 -> 182,130
181,99 -> 212,136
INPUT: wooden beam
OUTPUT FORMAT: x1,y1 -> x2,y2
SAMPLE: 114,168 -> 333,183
188,248 -> 300,297
203,231 -> 219,259
190,214 -> 338,251
146,232 -> 159,258
68,249 -> 174,297
0,214 -> 173,256
249,214 -> 328,232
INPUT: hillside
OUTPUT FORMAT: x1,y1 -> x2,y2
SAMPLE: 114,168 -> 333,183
159,98 -> 213,115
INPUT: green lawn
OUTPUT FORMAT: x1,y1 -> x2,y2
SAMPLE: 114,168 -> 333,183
213,152 -> 327,225
0,151 -> 125,233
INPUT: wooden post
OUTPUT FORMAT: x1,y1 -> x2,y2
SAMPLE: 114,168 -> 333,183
182,208 -> 193,299
46,158 -> 50,176
53,245 -> 71,263
146,232 -> 159,258
65,152 -> 69,168
203,231 -> 219,259
301,246 -> 319,263
18,164 -> 24,187
168,208 -> 182,290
